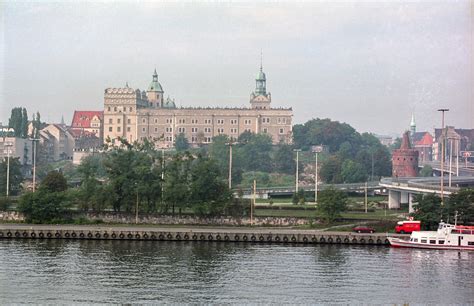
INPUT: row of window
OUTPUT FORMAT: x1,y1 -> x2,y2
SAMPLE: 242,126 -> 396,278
108,117 -> 289,125
107,106 -> 134,113
108,126 -> 286,135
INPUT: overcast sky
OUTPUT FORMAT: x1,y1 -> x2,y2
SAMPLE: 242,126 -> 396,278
1,1 -> 472,136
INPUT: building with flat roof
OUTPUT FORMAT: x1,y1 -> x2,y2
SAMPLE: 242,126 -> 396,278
103,66 -> 293,147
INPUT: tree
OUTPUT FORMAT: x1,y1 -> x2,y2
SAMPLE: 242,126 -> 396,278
420,165 -> 433,177
319,156 -> 343,184
0,157 -> 23,196
21,108 -> 29,138
9,107 -> 24,138
188,154 -> 232,216
163,153 -> 192,215
274,143 -> 295,174
446,188 -> 474,224
341,160 -> 367,183
297,188 -> 306,204
175,133 -> 190,152
317,187 -> 347,223
239,133 -> 273,172
18,170 -> 71,223
411,194 -> 442,230
40,171 -> 68,193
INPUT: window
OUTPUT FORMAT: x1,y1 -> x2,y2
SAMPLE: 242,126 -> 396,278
204,119 -> 212,124
230,119 -> 237,125
117,127 -> 121,132
108,127 -> 112,132
178,127 -> 186,133
179,119 -> 186,124
421,239 -> 427,243
114,107 -> 117,111
217,119 -> 224,125
154,118 -> 158,124
166,127 -> 173,133
468,242 -> 474,246
192,119 -> 198,124
109,118 -> 113,124
413,238 -> 418,242
127,127 -> 131,132
107,107 -> 111,111
217,128 -> 224,134
230,128 -> 237,134
263,128 -> 268,133
154,127 -> 158,132
429,240 -> 436,244
204,127 -> 211,133
130,107 -> 133,112
262,118 -> 270,124
142,127 -> 146,132
166,118 -> 172,124
205,137 -> 212,143
245,128 -> 251,133
438,240 -> 445,245
142,118 -> 146,124
127,119 -> 131,124
279,128 -> 284,134
244,119 -> 251,125
191,136 -> 197,142
117,118 -> 121,124
192,127 -> 198,133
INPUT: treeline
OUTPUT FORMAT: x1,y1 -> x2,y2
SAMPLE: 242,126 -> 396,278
293,118 -> 392,183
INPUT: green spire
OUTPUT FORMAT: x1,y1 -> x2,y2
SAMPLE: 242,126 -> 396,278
148,68 -> 163,92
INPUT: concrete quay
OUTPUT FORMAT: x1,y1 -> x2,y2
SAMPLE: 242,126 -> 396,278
0,224 -> 408,245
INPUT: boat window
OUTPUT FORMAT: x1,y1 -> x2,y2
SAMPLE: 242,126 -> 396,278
430,240 -> 436,244
438,240 -> 445,245
451,229 -> 460,234
468,242 -> 474,246
413,238 -> 418,242
421,239 -> 427,243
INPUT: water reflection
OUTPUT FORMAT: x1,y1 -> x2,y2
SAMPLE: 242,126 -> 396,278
0,240 -> 472,304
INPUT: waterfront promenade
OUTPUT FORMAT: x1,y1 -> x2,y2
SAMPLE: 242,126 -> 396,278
0,224 -> 407,245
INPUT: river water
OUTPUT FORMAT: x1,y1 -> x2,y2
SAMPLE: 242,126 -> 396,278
0,240 -> 472,304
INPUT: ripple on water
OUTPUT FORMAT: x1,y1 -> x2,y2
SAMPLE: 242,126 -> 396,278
0,240 -> 473,304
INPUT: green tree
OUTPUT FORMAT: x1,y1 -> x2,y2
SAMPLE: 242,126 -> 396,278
273,143 -> 295,174
411,194 -> 442,230
0,157 -> 23,196
21,108 -> 28,138
163,152 -> 192,215
420,165 -> 433,177
188,154 -> 232,216
40,170 -> 68,193
317,187 -> 348,223
239,133 -> 273,172
319,156 -> 343,184
297,188 -> 306,204
8,107 -> 24,138
446,188 -> 474,224
18,170 -> 71,223
341,160 -> 367,183
175,133 -> 190,152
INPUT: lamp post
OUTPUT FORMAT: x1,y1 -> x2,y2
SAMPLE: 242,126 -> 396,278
30,138 -> 40,192
437,108 -> 449,205
312,146 -> 323,203
225,141 -> 239,189
4,142 -> 13,197
293,149 -> 301,195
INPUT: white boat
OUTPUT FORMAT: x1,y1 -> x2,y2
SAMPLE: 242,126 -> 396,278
388,222 -> 474,251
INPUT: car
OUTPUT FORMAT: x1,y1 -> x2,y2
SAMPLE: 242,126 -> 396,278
352,225 -> 375,233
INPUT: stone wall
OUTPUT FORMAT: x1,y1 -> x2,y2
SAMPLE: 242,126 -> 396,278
0,211 -> 311,227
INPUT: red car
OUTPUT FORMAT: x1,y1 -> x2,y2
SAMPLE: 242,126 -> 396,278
352,225 -> 375,233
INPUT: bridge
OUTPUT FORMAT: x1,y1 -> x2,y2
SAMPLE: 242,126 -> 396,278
235,181 -> 380,199
420,160 -> 474,177
379,176 -> 474,213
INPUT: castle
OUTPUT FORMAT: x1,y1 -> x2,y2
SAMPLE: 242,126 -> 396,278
103,65 -> 293,148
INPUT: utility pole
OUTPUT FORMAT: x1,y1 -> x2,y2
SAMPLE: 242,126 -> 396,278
364,182 -> 368,213
29,138 -> 40,192
251,179 -> 256,226
437,108 -> 449,205
293,149 -> 301,195
449,138 -> 453,187
225,141 -> 238,189
312,146 -> 322,204
4,142 -> 12,197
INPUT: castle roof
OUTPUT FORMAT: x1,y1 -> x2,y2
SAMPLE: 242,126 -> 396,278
148,69 -> 163,92
71,111 -> 103,129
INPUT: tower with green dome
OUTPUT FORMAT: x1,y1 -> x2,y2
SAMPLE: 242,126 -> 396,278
146,69 -> 164,108
250,62 -> 272,109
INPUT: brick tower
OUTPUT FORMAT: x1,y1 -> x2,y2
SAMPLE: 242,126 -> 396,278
392,131 -> 419,177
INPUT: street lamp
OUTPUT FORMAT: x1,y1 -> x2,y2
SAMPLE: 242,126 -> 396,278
437,108 -> 449,205
30,138 -> 40,192
293,149 -> 301,195
311,145 -> 323,203
4,142 -> 13,197
225,141 -> 239,189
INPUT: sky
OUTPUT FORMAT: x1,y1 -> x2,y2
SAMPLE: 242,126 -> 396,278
0,1 -> 472,136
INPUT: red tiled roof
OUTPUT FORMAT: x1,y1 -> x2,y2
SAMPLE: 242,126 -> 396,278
71,111 -> 103,129
413,132 -> 433,146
